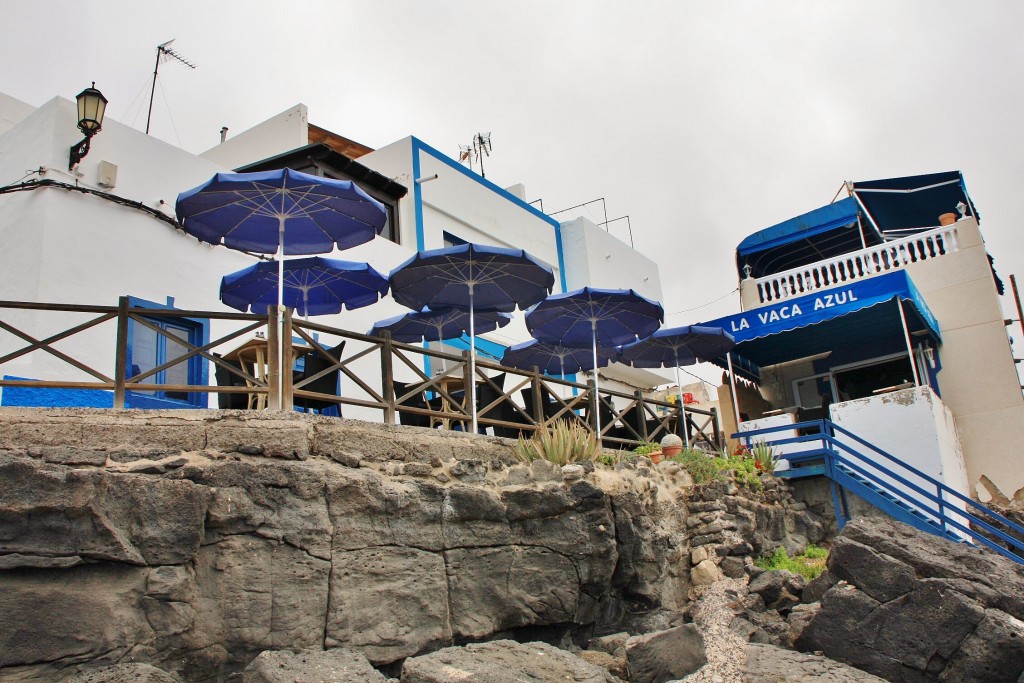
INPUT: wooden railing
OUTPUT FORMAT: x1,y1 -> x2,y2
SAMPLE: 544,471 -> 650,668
0,297 -> 721,450
751,225 -> 959,304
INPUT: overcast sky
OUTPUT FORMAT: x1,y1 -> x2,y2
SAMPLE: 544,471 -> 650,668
4,1 -> 1023,384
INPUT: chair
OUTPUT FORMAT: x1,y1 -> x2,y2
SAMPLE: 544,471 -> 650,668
293,341 -> 345,415
213,352 -> 252,410
475,373 -> 523,437
392,380 -> 441,428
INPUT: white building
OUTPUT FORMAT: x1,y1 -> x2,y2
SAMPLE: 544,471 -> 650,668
704,174 -> 1024,508
0,92 -> 666,417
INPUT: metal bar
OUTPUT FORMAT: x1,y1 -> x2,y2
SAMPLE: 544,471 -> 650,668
896,298 -> 921,387
114,297 -> 128,408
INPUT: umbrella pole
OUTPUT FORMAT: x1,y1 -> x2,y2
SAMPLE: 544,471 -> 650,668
674,363 -> 690,449
276,225 -> 286,411
591,321 -> 601,438
469,288 -> 478,435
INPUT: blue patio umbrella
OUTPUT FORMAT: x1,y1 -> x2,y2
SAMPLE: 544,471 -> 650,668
501,338 -> 619,380
620,325 -> 735,446
220,256 -> 389,317
370,307 -> 513,343
525,287 -> 664,435
389,243 -> 555,434
176,168 -> 387,409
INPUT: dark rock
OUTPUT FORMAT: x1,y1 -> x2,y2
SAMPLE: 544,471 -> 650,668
241,648 -> 387,682
802,569 -> 835,604
798,517 -> 1024,682
329,450 -> 362,468
625,625 -> 707,683
400,639 -> 619,683
450,458 -> 487,482
588,631 -> 629,655
745,608 -> 791,647
0,457 -> 210,567
938,609 -> 1024,683
828,535 -> 918,603
742,642 -> 888,682
786,602 -> 820,647
748,570 -> 793,607
720,556 -> 747,578
65,663 -> 184,682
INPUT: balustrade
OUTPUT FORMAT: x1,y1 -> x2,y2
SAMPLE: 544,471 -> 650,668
753,225 -> 959,303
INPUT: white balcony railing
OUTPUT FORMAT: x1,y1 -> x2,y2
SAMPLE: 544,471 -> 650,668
751,225 -> 959,304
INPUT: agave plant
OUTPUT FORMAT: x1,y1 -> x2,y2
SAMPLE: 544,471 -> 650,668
750,439 -> 779,472
513,420 -> 602,465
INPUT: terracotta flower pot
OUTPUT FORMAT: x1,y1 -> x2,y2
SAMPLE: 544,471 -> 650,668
662,445 -> 682,459
649,451 -> 663,464
938,212 -> 957,226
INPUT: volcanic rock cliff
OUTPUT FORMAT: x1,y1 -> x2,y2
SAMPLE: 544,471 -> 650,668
0,409 -> 824,682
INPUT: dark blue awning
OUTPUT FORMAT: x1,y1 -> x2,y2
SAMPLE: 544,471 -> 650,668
735,198 -> 882,279
851,171 -> 979,235
701,271 -> 940,382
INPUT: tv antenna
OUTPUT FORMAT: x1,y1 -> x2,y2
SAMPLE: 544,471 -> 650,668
146,39 -> 196,135
457,132 -> 492,178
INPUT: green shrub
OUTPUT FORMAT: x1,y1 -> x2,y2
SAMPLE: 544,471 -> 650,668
513,420 -> 602,465
755,544 -> 829,580
669,448 -> 723,485
633,442 -> 660,456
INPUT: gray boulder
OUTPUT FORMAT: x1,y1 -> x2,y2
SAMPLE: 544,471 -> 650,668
399,639 -> 620,682
625,625 -> 707,683
65,663 -> 184,682
797,517 -> 1024,683
742,642 -> 888,682
241,648 -> 386,682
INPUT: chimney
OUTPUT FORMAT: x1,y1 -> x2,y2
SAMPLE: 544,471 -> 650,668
220,127 -> 229,144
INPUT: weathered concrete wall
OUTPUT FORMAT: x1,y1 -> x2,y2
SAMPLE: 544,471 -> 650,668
0,408 -> 823,681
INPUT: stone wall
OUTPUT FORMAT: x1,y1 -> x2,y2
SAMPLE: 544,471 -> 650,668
0,409 -> 823,681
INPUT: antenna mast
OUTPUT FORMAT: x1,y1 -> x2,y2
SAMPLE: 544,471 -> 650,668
457,132 -> 492,178
145,39 -> 196,135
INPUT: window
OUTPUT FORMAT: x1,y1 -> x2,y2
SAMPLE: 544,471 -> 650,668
126,297 -> 209,408
294,161 -> 399,244
443,231 -> 468,248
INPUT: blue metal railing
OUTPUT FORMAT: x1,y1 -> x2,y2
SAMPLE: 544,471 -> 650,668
735,419 -> 1024,565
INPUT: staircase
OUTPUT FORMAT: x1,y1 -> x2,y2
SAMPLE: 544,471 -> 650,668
736,419 -> 1024,565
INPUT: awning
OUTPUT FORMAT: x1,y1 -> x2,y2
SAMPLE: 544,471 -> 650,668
735,197 -> 882,279
851,171 -> 978,235
700,271 -> 941,382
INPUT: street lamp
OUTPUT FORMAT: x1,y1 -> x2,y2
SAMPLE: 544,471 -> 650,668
68,82 -> 107,170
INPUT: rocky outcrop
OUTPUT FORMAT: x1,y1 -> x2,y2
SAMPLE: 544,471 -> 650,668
797,517 -> 1024,683
0,409 -> 822,681
241,649 -> 387,683
400,639 -> 620,683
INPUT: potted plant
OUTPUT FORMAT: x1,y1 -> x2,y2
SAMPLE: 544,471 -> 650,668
633,442 -> 662,464
660,434 -> 683,459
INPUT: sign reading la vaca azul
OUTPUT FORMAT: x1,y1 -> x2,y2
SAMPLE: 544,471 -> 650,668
730,289 -> 859,332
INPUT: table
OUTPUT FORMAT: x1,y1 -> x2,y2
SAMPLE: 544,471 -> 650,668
223,336 -> 311,409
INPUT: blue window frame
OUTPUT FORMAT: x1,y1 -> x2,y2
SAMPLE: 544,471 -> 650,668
126,296 -> 209,409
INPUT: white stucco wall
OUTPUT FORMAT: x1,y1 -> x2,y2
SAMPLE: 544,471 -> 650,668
199,104 -> 309,170
830,387 -> 971,520
0,91 -> 35,136
559,217 -> 664,303
0,97 -> 411,410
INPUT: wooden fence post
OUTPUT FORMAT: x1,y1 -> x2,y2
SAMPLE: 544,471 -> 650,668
380,331 -> 396,425
267,308 -> 280,411
281,307 -> 293,410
